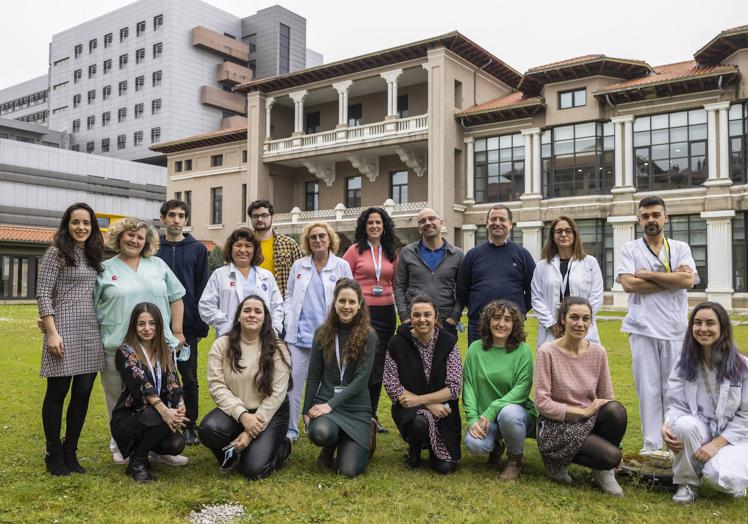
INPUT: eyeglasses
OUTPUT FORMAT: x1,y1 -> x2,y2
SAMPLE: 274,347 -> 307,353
554,228 -> 574,237
250,213 -> 271,220
308,233 -> 328,241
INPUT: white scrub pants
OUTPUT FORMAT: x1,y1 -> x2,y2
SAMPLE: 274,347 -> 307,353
286,343 -> 312,441
630,333 -> 680,452
671,415 -> 748,495
100,353 -> 124,453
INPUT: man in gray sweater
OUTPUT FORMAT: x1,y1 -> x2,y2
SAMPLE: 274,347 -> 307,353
394,208 -> 464,336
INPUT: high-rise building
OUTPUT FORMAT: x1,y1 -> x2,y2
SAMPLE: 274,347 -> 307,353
0,76 -> 49,126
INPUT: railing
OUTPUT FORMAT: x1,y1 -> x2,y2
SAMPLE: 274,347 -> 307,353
264,114 -> 428,157
273,201 -> 428,226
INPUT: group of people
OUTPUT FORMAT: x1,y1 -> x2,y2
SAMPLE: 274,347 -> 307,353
36,195 -> 747,504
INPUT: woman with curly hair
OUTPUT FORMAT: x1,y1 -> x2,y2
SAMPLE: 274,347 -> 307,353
463,300 -> 537,480
94,217 -> 186,465
302,278 -> 377,478
199,295 -> 292,480
343,207 -> 399,432
37,203 -> 105,476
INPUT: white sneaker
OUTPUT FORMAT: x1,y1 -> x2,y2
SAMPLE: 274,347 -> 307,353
150,452 -> 188,466
546,466 -> 573,484
112,450 -> 128,465
672,484 -> 698,505
593,469 -> 623,497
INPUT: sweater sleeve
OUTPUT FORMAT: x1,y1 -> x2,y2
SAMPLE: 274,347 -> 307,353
455,248 -> 473,310
207,337 -> 247,421
255,342 -> 292,425
383,350 -> 404,401
534,344 -> 567,421
522,249 -> 536,313
302,335 -> 325,414
482,343 -> 534,422
327,331 -> 377,410
450,249 -> 466,321
445,344 -> 463,401
596,347 -> 614,400
393,251 -> 410,321
461,342 -> 480,426
195,245 -> 210,338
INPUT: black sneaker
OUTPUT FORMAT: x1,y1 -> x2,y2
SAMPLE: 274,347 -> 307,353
373,417 -> 389,434
183,426 -> 200,446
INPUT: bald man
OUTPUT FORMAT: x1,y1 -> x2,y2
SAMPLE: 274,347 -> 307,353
394,208 -> 464,336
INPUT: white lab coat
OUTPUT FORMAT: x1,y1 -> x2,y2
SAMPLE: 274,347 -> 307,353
531,254 -> 604,348
198,263 -> 284,336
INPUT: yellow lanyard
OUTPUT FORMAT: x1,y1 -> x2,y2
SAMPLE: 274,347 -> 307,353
644,237 -> 671,272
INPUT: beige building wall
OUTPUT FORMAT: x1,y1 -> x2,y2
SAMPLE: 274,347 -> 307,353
542,77 -> 622,127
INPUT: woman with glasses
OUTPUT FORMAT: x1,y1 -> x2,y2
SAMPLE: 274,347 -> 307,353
531,215 -> 604,348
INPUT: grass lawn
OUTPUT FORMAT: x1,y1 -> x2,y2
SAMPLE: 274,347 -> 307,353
1,304 -> 747,523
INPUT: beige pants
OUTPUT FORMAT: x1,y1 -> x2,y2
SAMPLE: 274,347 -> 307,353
100,353 -> 124,453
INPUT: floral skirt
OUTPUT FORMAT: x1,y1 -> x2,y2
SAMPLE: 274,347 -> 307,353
537,414 -> 597,474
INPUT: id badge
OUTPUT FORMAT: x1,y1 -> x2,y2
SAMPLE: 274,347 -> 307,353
372,285 -> 384,296
333,386 -> 345,396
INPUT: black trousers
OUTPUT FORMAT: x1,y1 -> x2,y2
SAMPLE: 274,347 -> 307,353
572,400 -> 627,470
133,423 -> 186,459
368,304 -> 396,417
199,399 -> 290,480
308,416 -> 369,478
177,335 -> 199,428
403,414 -> 457,474
42,373 -> 97,448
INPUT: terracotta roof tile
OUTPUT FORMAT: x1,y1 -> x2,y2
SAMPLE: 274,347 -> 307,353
595,60 -> 738,94
150,126 -> 247,153
459,92 -> 541,115
0,225 -> 56,243
695,24 -> 748,64
526,54 -> 650,73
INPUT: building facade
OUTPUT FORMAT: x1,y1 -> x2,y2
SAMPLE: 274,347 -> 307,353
0,76 -> 50,126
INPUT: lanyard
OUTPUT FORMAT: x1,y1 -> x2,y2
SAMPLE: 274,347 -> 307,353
335,335 -> 346,386
141,344 -> 162,395
643,237 -> 671,272
367,241 -> 383,284
559,259 -> 573,302
700,362 -> 719,413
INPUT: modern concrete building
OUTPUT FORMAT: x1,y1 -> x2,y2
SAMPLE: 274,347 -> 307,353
0,76 -> 50,126
155,24 -> 748,310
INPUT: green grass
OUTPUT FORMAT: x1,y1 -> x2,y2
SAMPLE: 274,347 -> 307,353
1,305 -> 747,523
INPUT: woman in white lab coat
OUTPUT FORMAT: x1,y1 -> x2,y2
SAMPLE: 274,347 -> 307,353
531,215 -> 603,347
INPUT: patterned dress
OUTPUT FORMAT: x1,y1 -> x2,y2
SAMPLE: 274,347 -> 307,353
37,246 -> 105,377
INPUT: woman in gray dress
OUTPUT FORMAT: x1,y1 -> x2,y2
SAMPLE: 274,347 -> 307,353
37,203 -> 105,476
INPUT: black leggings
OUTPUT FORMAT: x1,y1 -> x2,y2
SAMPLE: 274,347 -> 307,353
42,373 -> 97,446
572,401 -> 627,470
133,424 -> 185,459
199,401 -> 290,481
308,417 -> 368,478
402,414 -> 456,474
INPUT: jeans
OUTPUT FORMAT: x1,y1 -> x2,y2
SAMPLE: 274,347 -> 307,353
464,404 -> 533,456
285,343 -> 311,441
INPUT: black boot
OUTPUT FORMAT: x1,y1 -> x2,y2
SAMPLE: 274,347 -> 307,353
45,441 -> 70,476
405,443 -> 421,470
126,457 -> 154,483
183,426 -> 200,446
316,447 -> 335,470
62,439 -> 85,473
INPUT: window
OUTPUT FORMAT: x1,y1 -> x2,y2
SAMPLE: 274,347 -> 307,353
242,150 -> 247,163
73,69 -> 82,83
279,23 -> 290,74
153,42 -> 163,59
136,20 -> 146,36
73,94 -> 81,108
306,111 -> 320,134
735,212 -> 748,292
102,111 -> 111,126
305,181 -> 319,211
104,33 -> 113,48
184,191 -> 192,225
184,159 -> 193,171
210,154 -> 223,167
249,60 -> 256,75
245,33 -> 257,52
572,219 -> 615,290
87,89 -> 96,104
345,176 -> 362,208
136,48 -> 145,64
118,107 -> 127,122
175,191 -> 182,201
475,134 -> 526,203
86,141 -> 94,153
151,98 -> 161,114
118,81 -> 127,96
135,76 -> 144,92
211,187 -> 223,224
117,134 -> 126,149
151,127 -> 161,143
103,59 -> 112,74
52,81 -> 68,90
102,85 -> 111,100
390,171 -> 409,204
134,130 -> 143,146
634,109 -> 708,191
120,27 -> 129,42
134,103 -> 144,119
88,64 -> 96,78
74,44 -> 83,58
348,103 -> 362,127
152,70 -> 162,87
175,160 -> 183,173
89,39 -> 97,53
72,119 -> 80,133
397,95 -> 408,118
119,54 -> 128,69
86,115 -> 95,129
541,121 -> 615,198
728,102 -> 747,185
454,80 -> 463,109
53,57 -> 70,67
0,255 -> 39,299
71,144 -> 80,152
153,14 -> 163,31
558,88 -> 587,109
101,138 -> 110,152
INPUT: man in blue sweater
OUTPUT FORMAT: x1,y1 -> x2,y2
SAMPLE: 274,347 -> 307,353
156,199 -> 209,446
456,205 -> 535,343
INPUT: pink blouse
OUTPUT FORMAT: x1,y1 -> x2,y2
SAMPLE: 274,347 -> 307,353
343,244 -> 398,307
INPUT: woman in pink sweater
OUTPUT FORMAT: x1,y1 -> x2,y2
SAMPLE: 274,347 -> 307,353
343,207 -> 399,433
534,296 -> 627,496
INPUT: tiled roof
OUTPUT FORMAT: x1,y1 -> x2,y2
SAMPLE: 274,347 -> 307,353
526,54 -> 649,73
150,127 -> 247,154
695,24 -> 748,64
0,225 -> 55,244
595,60 -> 738,94
458,92 -> 541,115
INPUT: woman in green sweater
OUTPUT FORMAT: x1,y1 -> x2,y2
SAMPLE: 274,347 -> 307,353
463,299 -> 537,480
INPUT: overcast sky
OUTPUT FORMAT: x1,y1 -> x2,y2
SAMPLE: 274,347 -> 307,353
0,0 -> 743,90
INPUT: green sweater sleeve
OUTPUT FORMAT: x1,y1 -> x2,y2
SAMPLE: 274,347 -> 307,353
481,343 -> 533,423
327,331 -> 376,410
462,341 -> 480,427
302,336 -> 324,415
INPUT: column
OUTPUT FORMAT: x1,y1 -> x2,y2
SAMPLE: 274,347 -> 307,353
380,69 -> 403,119
520,127 -> 541,199
462,224 -> 477,251
464,137 -> 475,205
532,129 -> 541,195
623,117 -> 634,186
607,215 -> 637,308
613,119 -> 624,187
289,90 -> 307,136
718,104 -> 730,181
701,210 -> 735,309
517,221 -> 544,262
264,97 -> 275,139
522,131 -> 533,194
706,105 -> 718,182
332,80 -> 352,128
610,115 -> 635,191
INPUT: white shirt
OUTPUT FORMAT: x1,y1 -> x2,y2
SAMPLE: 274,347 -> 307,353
616,237 -> 699,339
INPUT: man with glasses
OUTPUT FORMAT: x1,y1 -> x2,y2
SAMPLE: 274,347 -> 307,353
247,199 -> 302,297
617,196 -> 698,455
394,208 -> 464,336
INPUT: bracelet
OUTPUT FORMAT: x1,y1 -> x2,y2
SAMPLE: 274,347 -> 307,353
151,399 -> 163,407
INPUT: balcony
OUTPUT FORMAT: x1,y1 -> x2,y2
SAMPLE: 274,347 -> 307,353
273,200 -> 428,228
192,26 -> 251,63
200,86 -> 246,114
217,62 -> 253,86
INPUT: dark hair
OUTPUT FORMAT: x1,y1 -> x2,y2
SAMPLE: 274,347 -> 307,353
638,196 -> 666,213
353,207 -> 398,262
54,203 -> 103,272
541,215 -> 586,262
485,204 -> 513,223
247,199 -> 274,217
123,302 -> 174,372
677,302 -> 747,384
409,294 -> 442,328
227,295 -> 291,397
316,278 -> 372,366
223,227 -> 264,266
160,199 -> 190,218
554,296 -> 593,337
479,300 -> 526,352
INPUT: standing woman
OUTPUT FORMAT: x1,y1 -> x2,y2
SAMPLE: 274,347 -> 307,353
662,302 -> 748,504
199,227 -> 283,337
531,215 -> 604,348
284,222 -> 352,443
37,203 -> 105,476
343,207 -> 399,432
302,278 -> 377,478
200,296 -> 292,480
534,297 -> 627,496
384,295 -> 463,474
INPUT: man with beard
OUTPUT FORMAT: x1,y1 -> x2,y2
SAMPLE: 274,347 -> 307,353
394,208 -> 464,336
457,205 -> 535,344
617,196 -> 698,454
247,199 -> 302,297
